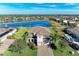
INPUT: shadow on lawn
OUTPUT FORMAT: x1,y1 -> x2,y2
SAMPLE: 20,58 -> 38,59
49,43 -> 57,50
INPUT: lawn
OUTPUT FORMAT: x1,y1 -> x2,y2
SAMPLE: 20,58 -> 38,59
53,39 -> 76,56
14,27 -> 28,40
4,46 -> 37,56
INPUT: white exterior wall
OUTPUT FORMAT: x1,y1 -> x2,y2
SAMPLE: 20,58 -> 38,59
56,18 -> 60,21
76,24 -> 79,27
37,35 -> 44,46
69,21 -> 75,24
63,20 -> 68,24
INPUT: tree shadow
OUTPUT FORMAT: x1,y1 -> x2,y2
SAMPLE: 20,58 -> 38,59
49,43 -> 57,50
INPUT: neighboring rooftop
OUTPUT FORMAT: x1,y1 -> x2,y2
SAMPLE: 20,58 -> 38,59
0,28 -> 14,38
67,27 -> 79,35
0,28 -> 11,35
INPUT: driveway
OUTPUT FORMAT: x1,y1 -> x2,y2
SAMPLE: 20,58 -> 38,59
37,45 -> 53,56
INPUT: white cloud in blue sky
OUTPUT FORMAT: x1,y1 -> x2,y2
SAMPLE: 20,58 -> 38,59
0,3 -> 79,14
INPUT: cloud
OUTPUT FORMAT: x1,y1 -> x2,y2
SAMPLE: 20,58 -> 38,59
0,8 -> 79,15
0,3 -> 79,14
73,6 -> 79,9
45,4 -> 57,7
64,3 -> 76,5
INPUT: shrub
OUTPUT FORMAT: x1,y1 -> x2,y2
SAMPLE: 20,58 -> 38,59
27,42 -> 36,50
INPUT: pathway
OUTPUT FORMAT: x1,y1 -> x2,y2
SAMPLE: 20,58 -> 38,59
37,45 -> 53,56
0,39 -> 14,54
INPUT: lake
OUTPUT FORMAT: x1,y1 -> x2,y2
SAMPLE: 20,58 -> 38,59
0,21 -> 52,27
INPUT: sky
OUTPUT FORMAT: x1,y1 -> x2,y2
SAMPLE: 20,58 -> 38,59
0,3 -> 79,15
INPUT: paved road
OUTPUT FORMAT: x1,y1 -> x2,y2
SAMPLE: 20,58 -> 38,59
0,39 -> 14,54
37,45 -> 53,56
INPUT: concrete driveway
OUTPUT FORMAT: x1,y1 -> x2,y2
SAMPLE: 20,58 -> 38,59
37,45 -> 53,56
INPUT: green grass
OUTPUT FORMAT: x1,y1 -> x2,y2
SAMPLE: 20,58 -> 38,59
7,27 -> 28,40
53,40 -> 75,56
53,39 -> 79,56
3,39 -> 37,56
14,27 -> 28,40
4,47 -> 37,56
3,37 -> 37,56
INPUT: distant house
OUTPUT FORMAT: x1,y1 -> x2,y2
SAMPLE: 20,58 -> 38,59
63,20 -> 68,25
75,22 -> 79,27
68,20 -> 76,27
55,18 -> 61,22
62,20 -> 76,27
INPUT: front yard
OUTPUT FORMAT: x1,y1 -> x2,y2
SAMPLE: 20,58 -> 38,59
3,27 -> 37,56
3,39 -> 37,56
